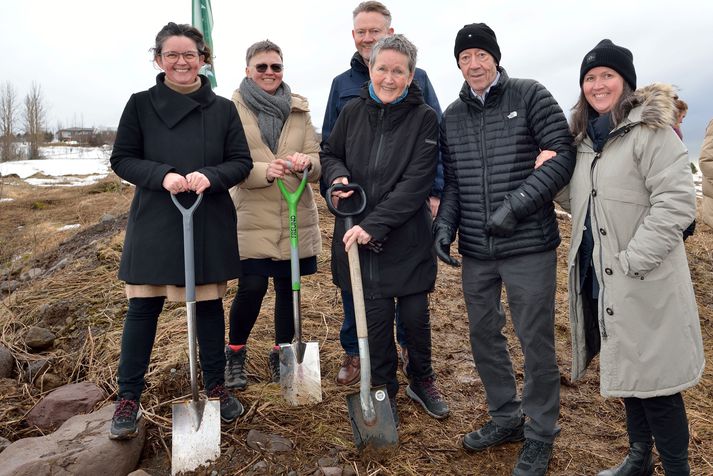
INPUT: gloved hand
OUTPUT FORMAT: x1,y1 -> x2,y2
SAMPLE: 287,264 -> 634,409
486,201 -> 518,237
433,222 -> 460,267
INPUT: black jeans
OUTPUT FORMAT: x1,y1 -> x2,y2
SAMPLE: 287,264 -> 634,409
228,274 -> 294,346
117,296 -> 226,399
624,393 -> 690,475
365,291 -> 433,398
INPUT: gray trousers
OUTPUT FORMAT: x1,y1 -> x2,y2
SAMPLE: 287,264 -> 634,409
462,250 -> 560,442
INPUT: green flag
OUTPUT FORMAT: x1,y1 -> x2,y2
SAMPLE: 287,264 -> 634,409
192,0 -> 217,88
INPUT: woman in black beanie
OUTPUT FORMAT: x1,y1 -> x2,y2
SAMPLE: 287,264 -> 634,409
556,39 -> 704,475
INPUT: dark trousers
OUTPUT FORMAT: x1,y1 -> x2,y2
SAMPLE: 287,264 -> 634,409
229,274 -> 294,346
117,296 -> 225,399
340,289 -> 407,355
624,394 -> 690,475
462,251 -> 560,442
365,292 -> 433,398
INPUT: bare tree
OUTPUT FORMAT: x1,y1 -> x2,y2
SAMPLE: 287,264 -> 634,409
23,82 -> 46,160
0,81 -> 18,162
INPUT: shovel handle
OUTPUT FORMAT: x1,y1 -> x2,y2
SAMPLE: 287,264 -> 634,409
171,192 -> 203,403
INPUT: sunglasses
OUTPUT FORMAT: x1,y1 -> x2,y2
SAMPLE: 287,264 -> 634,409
254,63 -> 283,73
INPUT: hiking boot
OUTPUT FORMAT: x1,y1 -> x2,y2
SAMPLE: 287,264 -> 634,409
512,438 -> 554,476
109,397 -> 140,440
597,441 -> 654,476
390,397 -> 400,428
463,418 -> 525,451
398,345 -> 409,378
336,354 -> 360,386
268,348 -> 280,383
207,383 -> 244,423
224,345 -> 248,390
406,375 -> 449,419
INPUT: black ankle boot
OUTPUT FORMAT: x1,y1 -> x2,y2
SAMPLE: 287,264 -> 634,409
597,441 -> 654,476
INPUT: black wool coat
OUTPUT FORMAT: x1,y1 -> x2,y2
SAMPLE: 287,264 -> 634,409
321,83 -> 438,299
111,74 -> 253,285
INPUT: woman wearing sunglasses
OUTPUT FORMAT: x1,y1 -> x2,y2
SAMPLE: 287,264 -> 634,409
224,40 -> 322,389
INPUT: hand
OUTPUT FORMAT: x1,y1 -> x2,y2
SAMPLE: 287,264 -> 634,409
433,222 -> 460,267
343,225 -> 372,252
162,172 -> 189,195
534,149 -> 557,169
486,201 -> 517,237
285,153 -> 312,172
330,177 -> 352,209
266,158 -> 290,182
429,196 -> 441,219
185,171 -> 210,194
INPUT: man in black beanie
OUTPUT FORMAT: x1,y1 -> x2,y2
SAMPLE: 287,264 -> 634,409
433,22 -> 576,476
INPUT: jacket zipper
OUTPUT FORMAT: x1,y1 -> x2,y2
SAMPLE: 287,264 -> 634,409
477,112 -> 493,256
367,108 -> 386,290
589,151 -> 607,339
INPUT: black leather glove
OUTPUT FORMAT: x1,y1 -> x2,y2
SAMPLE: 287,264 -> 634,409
486,201 -> 518,237
433,222 -> 460,267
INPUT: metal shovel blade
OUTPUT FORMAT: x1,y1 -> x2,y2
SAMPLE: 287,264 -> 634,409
171,398 -> 221,475
280,342 -> 322,405
346,385 -> 398,451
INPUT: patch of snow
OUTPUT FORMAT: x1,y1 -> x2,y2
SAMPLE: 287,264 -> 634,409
57,224 -> 81,231
0,198 -> 13,203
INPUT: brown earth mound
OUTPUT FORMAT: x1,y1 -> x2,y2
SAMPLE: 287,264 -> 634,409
0,175 -> 711,475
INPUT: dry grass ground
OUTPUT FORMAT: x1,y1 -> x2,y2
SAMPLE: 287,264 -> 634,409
0,174 -> 711,475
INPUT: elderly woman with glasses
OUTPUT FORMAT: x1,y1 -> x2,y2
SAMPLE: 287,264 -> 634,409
108,22 -> 253,439
321,34 -> 449,425
223,40 -> 322,389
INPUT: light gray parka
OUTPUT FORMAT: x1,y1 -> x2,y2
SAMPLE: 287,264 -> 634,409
560,83 -> 704,398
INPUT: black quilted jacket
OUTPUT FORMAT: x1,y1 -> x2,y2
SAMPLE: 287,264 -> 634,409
436,68 -> 575,260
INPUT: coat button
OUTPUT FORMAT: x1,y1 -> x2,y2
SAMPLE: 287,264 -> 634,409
605,268 -> 613,275
606,307 -> 613,315
592,190 -> 597,197
599,228 -> 607,235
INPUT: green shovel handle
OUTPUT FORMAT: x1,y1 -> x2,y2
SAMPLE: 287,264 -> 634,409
276,167 -> 309,292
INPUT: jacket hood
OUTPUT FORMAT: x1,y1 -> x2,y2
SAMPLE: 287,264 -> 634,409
622,82 -> 678,130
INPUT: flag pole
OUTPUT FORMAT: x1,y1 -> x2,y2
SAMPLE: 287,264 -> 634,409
192,0 -> 217,88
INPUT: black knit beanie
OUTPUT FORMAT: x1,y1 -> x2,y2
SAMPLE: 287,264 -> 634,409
454,23 -> 501,66
579,39 -> 636,90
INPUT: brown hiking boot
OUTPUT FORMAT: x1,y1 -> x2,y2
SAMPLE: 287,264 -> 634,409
336,354 -> 360,385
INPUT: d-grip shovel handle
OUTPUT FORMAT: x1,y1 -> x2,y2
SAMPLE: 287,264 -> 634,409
325,183 -> 367,227
171,192 -> 203,403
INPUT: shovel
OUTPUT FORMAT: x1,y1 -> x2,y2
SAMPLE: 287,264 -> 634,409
170,193 -> 222,476
276,166 -> 322,406
326,183 -> 398,451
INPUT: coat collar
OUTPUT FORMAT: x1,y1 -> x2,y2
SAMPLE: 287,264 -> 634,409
149,73 -> 216,129
350,51 -> 369,75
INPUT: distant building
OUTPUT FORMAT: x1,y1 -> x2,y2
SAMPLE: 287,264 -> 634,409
57,128 -> 95,144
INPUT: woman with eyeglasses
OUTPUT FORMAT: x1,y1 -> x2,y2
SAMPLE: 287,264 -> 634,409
108,22 -> 253,439
224,40 -> 321,389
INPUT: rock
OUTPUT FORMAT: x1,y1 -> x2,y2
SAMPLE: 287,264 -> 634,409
25,359 -> 49,382
0,437 -> 10,453
319,467 -> 342,476
37,301 -> 72,327
47,257 -> 70,274
0,280 -> 19,293
246,429 -> 293,453
27,382 -> 104,430
0,345 -> 13,378
250,460 -> 268,474
128,470 -> 152,476
342,466 -> 358,476
101,213 -> 116,223
20,268 -> 43,281
0,404 -> 145,476
24,327 -> 55,351
318,456 -> 338,467
456,374 -> 481,386
35,372 -> 64,391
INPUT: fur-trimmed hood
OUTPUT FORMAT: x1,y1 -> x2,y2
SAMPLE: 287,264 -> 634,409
620,82 -> 678,130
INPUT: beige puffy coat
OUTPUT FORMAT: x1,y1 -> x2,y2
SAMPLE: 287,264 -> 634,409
230,91 -> 322,261
698,119 -> 713,228
561,84 -> 704,398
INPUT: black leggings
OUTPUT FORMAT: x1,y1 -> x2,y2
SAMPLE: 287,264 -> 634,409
117,296 -> 225,399
625,393 -> 690,475
228,274 -> 294,346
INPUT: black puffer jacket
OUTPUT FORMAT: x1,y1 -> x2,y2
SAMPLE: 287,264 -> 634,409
436,68 -> 575,259
321,83 -> 438,299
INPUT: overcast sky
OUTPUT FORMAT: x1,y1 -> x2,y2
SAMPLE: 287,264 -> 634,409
2,0 -> 712,158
